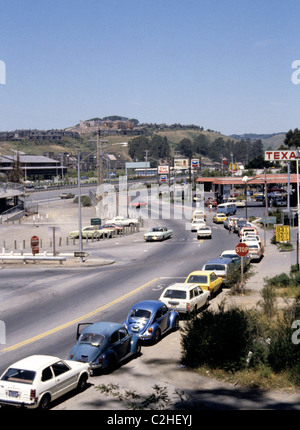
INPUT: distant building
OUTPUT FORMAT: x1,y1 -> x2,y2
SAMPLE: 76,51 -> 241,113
0,129 -> 79,141
0,154 -> 66,179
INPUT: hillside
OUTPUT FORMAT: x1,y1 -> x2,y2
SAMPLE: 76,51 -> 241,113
230,132 -> 286,149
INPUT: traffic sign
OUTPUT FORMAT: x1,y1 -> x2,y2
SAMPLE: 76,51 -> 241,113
74,251 -> 89,258
30,235 -> 39,247
261,216 -> 277,224
235,243 -> 249,257
32,246 -> 39,255
276,225 -> 289,242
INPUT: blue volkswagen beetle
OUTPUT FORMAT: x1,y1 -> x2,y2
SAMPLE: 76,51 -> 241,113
123,300 -> 179,344
68,322 -> 141,375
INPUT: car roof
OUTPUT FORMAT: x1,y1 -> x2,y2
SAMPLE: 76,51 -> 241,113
8,355 -> 61,371
204,258 -> 233,264
166,282 -> 200,290
187,270 -> 215,276
130,300 -> 166,311
83,322 -> 123,336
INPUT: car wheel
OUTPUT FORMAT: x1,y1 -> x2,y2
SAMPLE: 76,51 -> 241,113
135,341 -> 142,356
77,373 -> 88,392
38,394 -> 51,410
153,329 -> 161,344
173,316 -> 180,331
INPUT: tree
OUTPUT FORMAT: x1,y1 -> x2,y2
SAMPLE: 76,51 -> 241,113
284,128 -> 300,148
149,135 -> 170,161
128,136 -> 150,161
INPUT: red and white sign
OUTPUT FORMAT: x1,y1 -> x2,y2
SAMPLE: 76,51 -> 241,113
158,165 -> 169,174
30,235 -> 39,247
264,151 -> 299,161
235,243 -> 249,257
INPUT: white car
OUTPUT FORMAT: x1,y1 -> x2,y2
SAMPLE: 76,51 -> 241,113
244,243 -> 264,261
190,219 -> 206,232
197,226 -> 212,239
159,283 -> 210,315
106,216 -> 139,227
0,355 -> 89,409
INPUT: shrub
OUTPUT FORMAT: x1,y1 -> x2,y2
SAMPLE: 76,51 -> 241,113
181,304 -> 256,372
73,195 -> 92,207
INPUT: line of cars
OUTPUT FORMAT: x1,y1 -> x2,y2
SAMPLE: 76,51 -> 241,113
0,299 -> 179,410
68,216 -> 140,240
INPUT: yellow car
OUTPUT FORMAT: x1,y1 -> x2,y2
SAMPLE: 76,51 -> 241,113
184,270 -> 223,297
213,213 -> 227,223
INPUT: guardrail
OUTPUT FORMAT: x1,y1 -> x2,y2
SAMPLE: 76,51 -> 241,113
0,252 -> 66,264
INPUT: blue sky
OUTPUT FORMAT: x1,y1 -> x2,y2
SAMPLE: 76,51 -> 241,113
0,0 -> 300,135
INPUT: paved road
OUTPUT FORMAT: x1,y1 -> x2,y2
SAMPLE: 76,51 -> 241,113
1,194 -> 299,412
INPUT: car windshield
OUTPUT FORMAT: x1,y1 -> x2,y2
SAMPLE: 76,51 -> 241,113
79,333 -> 104,345
129,309 -> 151,319
151,228 -> 163,232
187,275 -> 208,283
205,264 -> 226,271
1,368 -> 36,384
163,289 -> 186,299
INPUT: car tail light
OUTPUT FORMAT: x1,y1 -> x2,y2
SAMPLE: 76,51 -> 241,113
148,328 -> 153,333
98,356 -> 103,364
186,302 -> 190,310
30,389 -> 36,401
70,353 -> 74,359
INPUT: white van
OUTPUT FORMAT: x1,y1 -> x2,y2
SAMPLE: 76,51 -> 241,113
217,202 -> 237,215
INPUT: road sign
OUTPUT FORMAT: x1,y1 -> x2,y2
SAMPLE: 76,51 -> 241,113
235,243 -> 249,257
32,246 -> 39,255
91,218 -> 101,225
74,251 -> 89,258
261,216 -> 277,224
30,235 -> 39,247
276,225 -> 289,242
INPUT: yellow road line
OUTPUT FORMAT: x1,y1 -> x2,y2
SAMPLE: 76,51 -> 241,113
2,277 -> 160,353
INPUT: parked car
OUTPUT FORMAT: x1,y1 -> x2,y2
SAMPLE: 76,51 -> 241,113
0,355 -> 89,409
239,226 -> 258,237
68,225 -> 102,239
101,223 -> 124,232
197,225 -> 212,239
201,258 -> 235,284
159,282 -> 210,314
240,234 -> 263,248
184,270 -> 223,297
220,249 -> 251,269
69,322 -> 141,375
244,243 -> 264,262
213,213 -> 227,223
106,216 -> 139,227
59,192 -> 75,199
234,218 -> 248,233
190,219 -> 206,232
235,200 -> 246,207
144,226 -> 173,241
123,300 -> 179,343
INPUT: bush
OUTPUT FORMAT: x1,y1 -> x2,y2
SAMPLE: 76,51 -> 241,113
181,304 -> 256,372
73,195 -> 92,207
